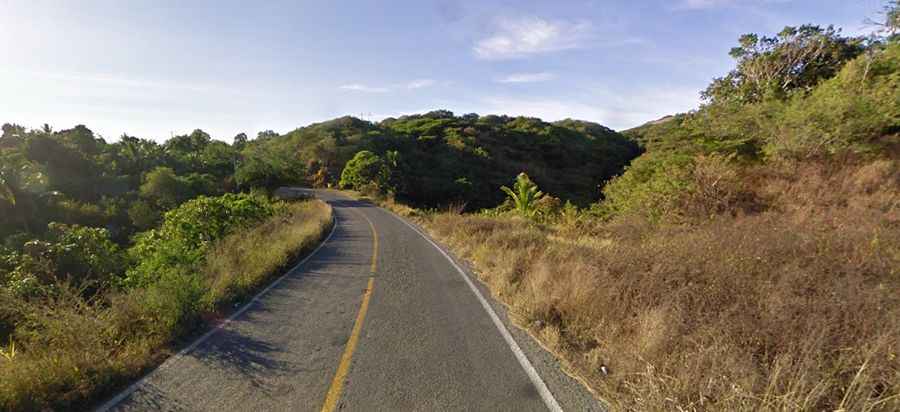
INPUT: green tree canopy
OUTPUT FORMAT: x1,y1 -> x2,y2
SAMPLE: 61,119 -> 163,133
339,150 -> 391,192
703,25 -> 865,104
139,167 -> 190,209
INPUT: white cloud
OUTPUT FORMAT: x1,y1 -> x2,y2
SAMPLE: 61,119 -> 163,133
338,83 -> 390,93
496,72 -> 556,83
407,79 -> 436,89
474,17 -> 592,59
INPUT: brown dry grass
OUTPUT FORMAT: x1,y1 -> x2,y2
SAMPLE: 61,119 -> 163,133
203,200 -> 333,307
421,157 -> 900,411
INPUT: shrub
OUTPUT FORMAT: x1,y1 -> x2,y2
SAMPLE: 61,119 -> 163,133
124,193 -> 275,287
339,150 -> 392,192
596,152 -> 695,222
139,167 -> 190,209
50,199 -> 108,228
2,223 -> 122,297
0,199 -> 333,411
127,199 -> 160,230
765,42 -> 900,157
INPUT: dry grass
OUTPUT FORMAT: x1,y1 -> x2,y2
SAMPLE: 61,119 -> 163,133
0,200 -> 333,411
203,200 -> 333,307
421,157 -> 900,411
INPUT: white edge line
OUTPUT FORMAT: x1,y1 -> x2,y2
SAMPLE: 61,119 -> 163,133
95,212 -> 339,412
385,211 -> 564,412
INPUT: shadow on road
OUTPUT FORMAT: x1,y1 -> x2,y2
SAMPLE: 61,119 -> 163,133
190,328 -> 287,394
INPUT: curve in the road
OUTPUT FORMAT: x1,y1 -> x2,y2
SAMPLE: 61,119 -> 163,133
386,212 -> 562,412
95,191 -> 600,412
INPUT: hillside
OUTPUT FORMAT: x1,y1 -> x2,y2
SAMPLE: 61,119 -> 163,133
0,111 -> 638,409
390,25 -> 900,411
2,4 -> 899,411
243,112 -> 640,208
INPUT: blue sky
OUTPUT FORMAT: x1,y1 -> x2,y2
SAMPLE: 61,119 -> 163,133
0,0 -> 886,141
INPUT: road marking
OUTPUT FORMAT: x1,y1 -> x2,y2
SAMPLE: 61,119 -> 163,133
385,211 -> 564,412
95,212 -> 339,412
320,208 -> 378,412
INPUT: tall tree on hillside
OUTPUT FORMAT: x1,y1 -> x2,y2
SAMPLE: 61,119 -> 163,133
872,1 -> 900,40
703,25 -> 866,104
233,132 -> 249,150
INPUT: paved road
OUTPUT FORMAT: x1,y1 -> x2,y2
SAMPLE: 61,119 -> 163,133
98,190 -> 601,412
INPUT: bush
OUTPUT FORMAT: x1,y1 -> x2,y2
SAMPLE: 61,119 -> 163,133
1,223 -> 122,298
0,199 -> 333,411
339,150 -> 392,192
596,152 -> 695,222
765,42 -> 900,157
50,199 -> 108,228
139,167 -> 190,209
127,199 -> 160,230
124,193 -> 275,287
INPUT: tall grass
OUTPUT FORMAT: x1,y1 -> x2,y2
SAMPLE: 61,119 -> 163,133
203,200 -> 333,308
0,200 -> 332,411
422,157 -> 900,411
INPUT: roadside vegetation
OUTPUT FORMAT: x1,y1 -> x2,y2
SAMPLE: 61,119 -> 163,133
2,2 -> 898,411
0,194 -> 332,410
251,111 -> 641,208
348,9 -> 900,411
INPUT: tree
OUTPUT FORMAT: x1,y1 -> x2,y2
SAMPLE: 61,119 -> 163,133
339,150 -> 391,191
500,172 -> 545,218
890,1 -> 900,39
233,132 -> 249,150
128,199 -> 160,230
703,25 -> 866,104
234,145 -> 301,189
257,130 -> 279,140
0,124 -> 25,148
868,1 -> 900,40
0,151 -> 46,233
139,167 -> 190,209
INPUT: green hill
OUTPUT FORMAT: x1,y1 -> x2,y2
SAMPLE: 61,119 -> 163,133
241,111 -> 639,209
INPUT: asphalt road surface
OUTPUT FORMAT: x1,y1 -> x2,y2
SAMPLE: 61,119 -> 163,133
97,190 -> 602,412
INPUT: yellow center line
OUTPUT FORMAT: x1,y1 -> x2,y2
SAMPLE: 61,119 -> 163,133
320,209 -> 377,412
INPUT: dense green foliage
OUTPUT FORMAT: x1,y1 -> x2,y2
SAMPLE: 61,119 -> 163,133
0,198 -> 332,411
0,125 -> 242,245
339,150 -> 392,192
612,33 -> 899,222
125,193 -> 275,288
702,25 -> 865,104
247,112 -> 640,208
0,86 -> 637,409
1,223 -> 122,298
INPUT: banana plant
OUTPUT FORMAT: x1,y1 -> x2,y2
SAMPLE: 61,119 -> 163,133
500,172 -> 545,218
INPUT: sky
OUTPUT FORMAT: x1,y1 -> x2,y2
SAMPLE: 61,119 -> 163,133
0,0 -> 887,142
